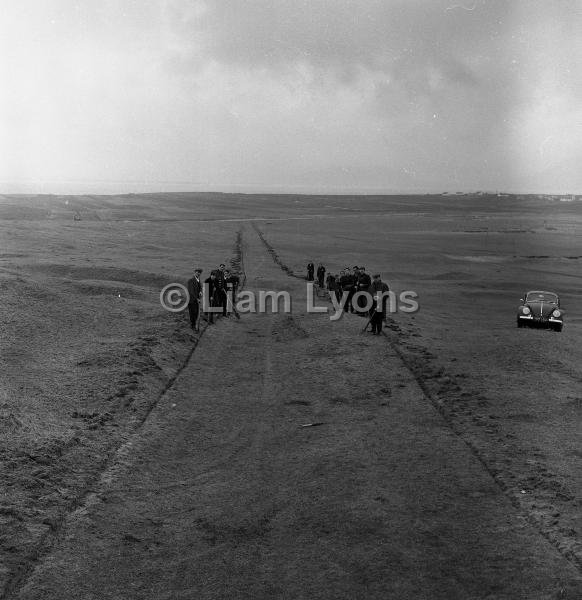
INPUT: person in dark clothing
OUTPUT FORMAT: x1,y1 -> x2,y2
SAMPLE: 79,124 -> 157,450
369,274 -> 390,334
307,261 -> 315,281
325,272 -> 336,298
214,264 -> 228,317
329,274 -> 342,302
345,267 -> 358,313
317,263 -> 326,287
217,263 -> 226,282
358,267 -> 371,289
339,268 -> 355,313
204,272 -> 219,324
186,268 -> 203,331
355,267 -> 371,314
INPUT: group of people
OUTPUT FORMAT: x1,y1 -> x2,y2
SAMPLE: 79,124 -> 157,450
185,261 -> 389,335
186,263 -> 240,331
306,262 -> 327,287
308,263 -> 390,334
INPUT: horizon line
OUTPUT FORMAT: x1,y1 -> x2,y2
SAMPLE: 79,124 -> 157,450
0,183 -> 580,198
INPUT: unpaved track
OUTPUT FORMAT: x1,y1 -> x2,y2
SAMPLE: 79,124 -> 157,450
10,228 -> 582,599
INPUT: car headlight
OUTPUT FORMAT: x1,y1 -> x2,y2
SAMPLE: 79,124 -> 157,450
552,309 -> 561,318
522,307 -> 531,315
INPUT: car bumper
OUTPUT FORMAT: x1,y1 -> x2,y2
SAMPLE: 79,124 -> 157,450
518,315 -> 563,326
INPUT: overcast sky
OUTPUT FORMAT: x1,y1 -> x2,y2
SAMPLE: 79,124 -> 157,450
1,0 -> 581,194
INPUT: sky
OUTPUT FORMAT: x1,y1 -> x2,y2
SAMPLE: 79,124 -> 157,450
1,0 -> 581,195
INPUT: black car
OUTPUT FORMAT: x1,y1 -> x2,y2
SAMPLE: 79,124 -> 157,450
517,290 -> 563,332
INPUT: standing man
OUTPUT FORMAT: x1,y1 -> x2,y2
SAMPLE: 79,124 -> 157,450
307,261 -> 315,281
204,271 -> 219,324
217,263 -> 227,283
346,266 -> 359,313
369,274 -> 390,335
340,268 -> 354,313
317,263 -> 326,287
356,266 -> 371,314
325,271 -> 334,290
328,273 -> 341,302
186,268 -> 203,332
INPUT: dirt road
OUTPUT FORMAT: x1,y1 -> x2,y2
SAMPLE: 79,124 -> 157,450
7,227 -> 582,599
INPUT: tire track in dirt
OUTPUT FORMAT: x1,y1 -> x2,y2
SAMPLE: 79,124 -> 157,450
251,224 -> 582,577
0,231 -> 248,600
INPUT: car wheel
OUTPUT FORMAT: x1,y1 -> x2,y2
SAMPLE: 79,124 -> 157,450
553,324 -> 563,332
517,319 -> 524,328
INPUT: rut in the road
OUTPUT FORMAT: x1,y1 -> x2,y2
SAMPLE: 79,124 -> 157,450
251,223 -> 582,576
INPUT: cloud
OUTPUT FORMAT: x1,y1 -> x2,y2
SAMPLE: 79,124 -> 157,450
159,0 -> 520,156
1,0 -> 582,193
164,1 -> 495,86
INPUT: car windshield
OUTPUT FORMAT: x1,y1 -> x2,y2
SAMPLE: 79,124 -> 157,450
526,292 -> 558,303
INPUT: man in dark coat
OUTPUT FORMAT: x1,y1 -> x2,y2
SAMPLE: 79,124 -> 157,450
204,271 -> 219,324
339,268 -> 355,313
186,268 -> 203,331
307,261 -> 315,281
317,263 -> 326,287
325,272 -> 334,291
355,267 -> 371,314
369,274 -> 390,334
216,263 -> 226,284
325,272 -> 332,289
214,264 -> 228,317
327,273 -> 341,302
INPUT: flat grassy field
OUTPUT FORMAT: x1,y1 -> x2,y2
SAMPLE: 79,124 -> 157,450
1,192 -> 581,599
255,193 -> 582,566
